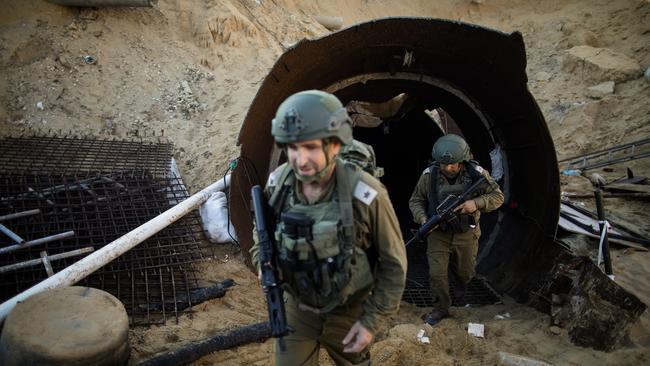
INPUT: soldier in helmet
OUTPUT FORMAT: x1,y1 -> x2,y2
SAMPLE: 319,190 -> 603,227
408,134 -> 504,325
250,90 -> 407,365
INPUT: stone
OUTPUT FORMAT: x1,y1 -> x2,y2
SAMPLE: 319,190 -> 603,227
0,286 -> 129,366
497,351 -> 553,366
549,326 -> 562,335
56,54 -> 71,69
535,71 -> 551,82
564,45 -> 642,83
586,81 -> 615,99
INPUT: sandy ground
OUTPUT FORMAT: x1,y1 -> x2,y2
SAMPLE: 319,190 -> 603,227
1,0 -> 649,365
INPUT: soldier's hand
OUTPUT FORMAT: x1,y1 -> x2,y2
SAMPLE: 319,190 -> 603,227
454,199 -> 477,214
420,217 -> 427,225
342,321 -> 373,353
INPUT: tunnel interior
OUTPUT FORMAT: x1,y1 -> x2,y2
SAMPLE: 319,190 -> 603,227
232,17 -> 561,302
333,79 -> 501,255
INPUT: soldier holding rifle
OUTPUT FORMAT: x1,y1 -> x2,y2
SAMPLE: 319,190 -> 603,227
409,134 -> 504,325
251,90 -> 407,366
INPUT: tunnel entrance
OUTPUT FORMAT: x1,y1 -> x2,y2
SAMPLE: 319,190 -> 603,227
232,17 -> 560,302
328,76 -> 502,266
339,83 -> 503,307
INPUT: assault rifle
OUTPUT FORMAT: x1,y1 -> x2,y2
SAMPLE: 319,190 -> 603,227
251,185 -> 292,350
405,176 -> 487,247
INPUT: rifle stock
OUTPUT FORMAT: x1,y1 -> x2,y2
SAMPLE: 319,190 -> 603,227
405,176 -> 487,247
251,185 -> 292,350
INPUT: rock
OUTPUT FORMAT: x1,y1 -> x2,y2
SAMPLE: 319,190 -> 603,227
535,71 -> 551,82
586,81 -> 615,99
565,28 -> 600,48
56,54 -> 71,69
589,172 -> 607,186
497,351 -> 553,366
645,66 -> 650,81
549,326 -> 562,335
314,15 -> 343,31
0,287 -> 129,366
564,46 -> 642,83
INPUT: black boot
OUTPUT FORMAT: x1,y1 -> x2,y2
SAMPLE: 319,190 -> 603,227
421,308 -> 449,326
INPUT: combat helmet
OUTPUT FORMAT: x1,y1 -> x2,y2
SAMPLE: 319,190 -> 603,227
431,134 -> 470,164
272,90 -> 353,145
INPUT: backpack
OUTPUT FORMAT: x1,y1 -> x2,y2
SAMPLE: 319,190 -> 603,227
340,139 -> 384,178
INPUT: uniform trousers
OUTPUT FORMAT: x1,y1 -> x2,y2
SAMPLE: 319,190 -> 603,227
274,292 -> 370,366
426,229 -> 479,311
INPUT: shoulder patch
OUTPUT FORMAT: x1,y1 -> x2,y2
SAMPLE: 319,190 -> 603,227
266,166 -> 284,187
422,167 -> 431,175
353,180 -> 378,206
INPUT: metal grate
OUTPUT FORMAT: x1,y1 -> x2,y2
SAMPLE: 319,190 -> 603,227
402,240 -> 501,307
0,136 -> 208,325
0,136 -> 173,176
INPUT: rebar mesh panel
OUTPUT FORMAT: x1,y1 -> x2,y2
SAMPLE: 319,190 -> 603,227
402,240 -> 501,307
0,136 -> 173,177
0,137 -> 207,325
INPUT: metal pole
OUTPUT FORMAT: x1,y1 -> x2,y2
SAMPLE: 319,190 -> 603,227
0,209 -> 40,222
0,175 -> 230,321
594,189 -> 613,277
0,224 -> 24,244
0,231 -> 76,255
40,251 -> 55,277
0,247 -> 95,274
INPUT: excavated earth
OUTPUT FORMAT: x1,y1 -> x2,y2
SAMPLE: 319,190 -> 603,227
1,1 -> 649,365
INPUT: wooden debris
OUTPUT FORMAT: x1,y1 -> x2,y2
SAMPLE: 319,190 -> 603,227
137,322 -> 272,366
531,253 -> 646,351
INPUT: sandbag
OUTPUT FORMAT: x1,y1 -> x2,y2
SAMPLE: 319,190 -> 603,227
200,191 -> 237,243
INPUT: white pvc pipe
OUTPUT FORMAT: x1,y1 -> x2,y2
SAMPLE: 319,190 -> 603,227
0,174 -> 230,321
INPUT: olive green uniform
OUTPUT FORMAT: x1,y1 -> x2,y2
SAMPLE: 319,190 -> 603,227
408,163 -> 503,311
251,161 -> 407,366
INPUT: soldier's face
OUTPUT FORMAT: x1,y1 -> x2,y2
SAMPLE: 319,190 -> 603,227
440,162 -> 461,178
287,139 -> 341,178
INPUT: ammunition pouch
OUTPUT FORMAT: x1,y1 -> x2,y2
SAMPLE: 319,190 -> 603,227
439,213 -> 475,233
276,211 -> 353,312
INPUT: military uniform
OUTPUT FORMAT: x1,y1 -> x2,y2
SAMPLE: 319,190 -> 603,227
409,162 -> 503,312
251,160 -> 407,365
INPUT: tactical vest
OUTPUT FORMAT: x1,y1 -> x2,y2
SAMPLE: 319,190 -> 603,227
426,161 -> 483,233
267,159 -> 374,313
